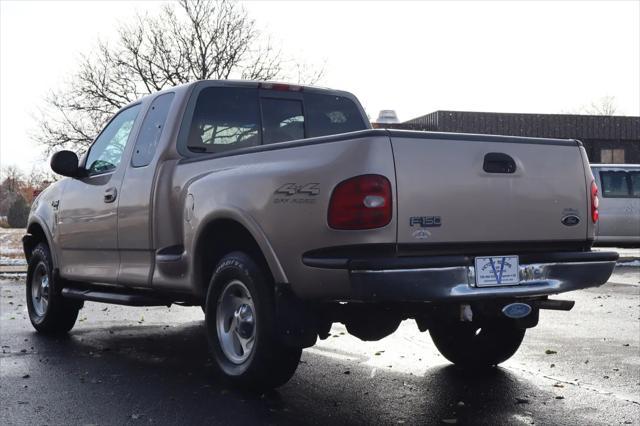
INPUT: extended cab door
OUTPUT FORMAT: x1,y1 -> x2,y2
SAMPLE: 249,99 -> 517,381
116,93 -> 175,286
57,104 -> 141,284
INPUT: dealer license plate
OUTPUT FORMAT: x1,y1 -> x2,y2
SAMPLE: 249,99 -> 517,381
474,255 -> 520,287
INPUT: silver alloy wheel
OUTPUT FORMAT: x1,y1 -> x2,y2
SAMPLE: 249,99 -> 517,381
31,263 -> 50,317
216,279 -> 256,364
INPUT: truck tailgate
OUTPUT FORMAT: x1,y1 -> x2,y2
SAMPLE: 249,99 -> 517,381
390,132 -> 588,244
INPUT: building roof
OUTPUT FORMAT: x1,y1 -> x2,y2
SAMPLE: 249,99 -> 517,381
402,110 -> 640,140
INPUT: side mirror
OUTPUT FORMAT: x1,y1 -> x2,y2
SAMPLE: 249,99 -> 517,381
50,150 -> 81,177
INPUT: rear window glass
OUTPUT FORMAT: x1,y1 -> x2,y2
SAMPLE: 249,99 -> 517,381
600,170 -> 639,198
187,87 -> 260,153
261,98 -> 305,144
304,93 -> 366,138
181,87 -> 367,154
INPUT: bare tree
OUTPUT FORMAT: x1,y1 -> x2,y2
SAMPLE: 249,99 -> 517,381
0,166 -> 24,215
583,96 -> 618,116
35,0 -> 323,154
0,166 -> 24,193
565,95 -> 620,116
0,166 -> 53,214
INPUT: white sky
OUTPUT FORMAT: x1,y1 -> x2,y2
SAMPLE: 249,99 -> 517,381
1,0 -> 639,173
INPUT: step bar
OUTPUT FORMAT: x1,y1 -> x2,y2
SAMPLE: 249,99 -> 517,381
61,287 -> 171,307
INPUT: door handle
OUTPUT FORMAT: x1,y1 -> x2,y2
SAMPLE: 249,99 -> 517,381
104,187 -> 118,203
483,153 -> 517,174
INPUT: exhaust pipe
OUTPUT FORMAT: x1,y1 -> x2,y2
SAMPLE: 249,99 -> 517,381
531,299 -> 575,311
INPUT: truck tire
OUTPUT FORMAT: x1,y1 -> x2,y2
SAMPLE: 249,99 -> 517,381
26,243 -> 82,334
429,321 -> 525,368
205,251 -> 301,389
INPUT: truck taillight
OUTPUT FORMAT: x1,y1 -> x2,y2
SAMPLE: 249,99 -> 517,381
328,174 -> 392,230
591,180 -> 599,223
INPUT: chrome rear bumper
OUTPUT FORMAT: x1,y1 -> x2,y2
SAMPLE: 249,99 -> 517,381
349,260 -> 617,302
303,250 -> 619,302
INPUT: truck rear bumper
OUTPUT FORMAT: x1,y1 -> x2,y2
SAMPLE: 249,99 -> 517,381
303,251 -> 618,302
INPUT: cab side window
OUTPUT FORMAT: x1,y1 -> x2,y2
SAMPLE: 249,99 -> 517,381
86,105 -> 141,175
630,172 -> 640,197
304,93 -> 366,138
600,170 -> 639,198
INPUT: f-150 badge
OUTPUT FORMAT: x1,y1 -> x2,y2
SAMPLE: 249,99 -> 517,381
410,216 -> 441,239
410,216 -> 442,227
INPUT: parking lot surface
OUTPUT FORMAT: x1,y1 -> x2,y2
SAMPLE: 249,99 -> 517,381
0,267 -> 639,425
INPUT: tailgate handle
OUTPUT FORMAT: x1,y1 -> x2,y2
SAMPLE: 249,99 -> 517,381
483,153 -> 516,174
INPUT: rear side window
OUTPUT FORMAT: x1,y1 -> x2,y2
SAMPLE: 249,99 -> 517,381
261,98 -> 304,144
630,172 -> 640,197
600,170 -> 639,198
187,87 -> 260,153
132,93 -> 174,167
304,93 -> 366,138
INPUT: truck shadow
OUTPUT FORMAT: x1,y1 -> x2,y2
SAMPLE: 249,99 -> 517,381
30,321 -> 560,425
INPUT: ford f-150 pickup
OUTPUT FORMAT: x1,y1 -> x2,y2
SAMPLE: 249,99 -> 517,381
23,80 -> 618,389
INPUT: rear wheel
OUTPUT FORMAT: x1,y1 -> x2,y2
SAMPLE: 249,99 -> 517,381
429,320 -> 525,368
26,243 -> 82,334
205,251 -> 301,389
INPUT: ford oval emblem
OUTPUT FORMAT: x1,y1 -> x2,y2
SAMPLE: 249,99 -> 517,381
502,303 -> 532,319
561,215 -> 581,226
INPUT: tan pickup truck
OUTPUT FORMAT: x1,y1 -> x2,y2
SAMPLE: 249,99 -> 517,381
23,80 -> 617,389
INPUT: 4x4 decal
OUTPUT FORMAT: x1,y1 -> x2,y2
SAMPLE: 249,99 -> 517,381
274,183 -> 320,196
274,183 -> 320,204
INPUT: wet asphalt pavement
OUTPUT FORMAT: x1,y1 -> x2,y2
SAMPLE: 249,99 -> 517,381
1,267 -> 639,426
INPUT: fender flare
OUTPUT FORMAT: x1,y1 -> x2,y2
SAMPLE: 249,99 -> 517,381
191,207 -> 288,284
24,215 -> 58,268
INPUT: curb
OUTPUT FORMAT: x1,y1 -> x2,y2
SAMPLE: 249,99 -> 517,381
616,259 -> 639,265
0,266 -> 26,274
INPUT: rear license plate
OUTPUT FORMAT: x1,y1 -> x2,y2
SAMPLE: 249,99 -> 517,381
474,256 -> 520,287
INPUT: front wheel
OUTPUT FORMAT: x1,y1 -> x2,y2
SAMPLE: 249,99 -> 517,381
26,243 -> 82,334
205,251 -> 301,389
429,321 -> 525,368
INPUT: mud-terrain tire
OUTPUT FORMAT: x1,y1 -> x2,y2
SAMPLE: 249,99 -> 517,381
429,321 -> 525,368
205,251 -> 301,389
26,243 -> 82,334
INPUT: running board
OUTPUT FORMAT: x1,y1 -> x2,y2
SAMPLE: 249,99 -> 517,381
61,287 -> 171,307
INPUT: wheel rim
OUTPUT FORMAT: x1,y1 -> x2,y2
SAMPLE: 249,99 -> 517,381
216,279 -> 256,364
31,263 -> 50,317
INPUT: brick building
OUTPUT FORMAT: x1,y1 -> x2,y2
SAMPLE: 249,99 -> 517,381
376,111 -> 640,164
